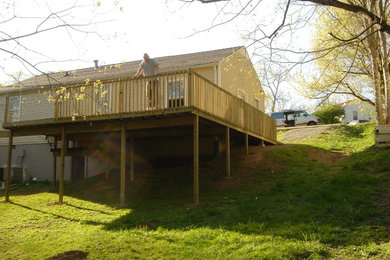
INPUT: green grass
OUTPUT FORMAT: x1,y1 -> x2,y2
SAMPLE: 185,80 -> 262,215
1,123 -> 389,259
301,123 -> 376,153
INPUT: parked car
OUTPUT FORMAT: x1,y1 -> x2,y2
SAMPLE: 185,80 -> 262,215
271,110 -> 322,127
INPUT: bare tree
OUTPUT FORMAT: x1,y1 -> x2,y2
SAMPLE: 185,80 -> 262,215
0,0 -> 112,85
260,63 -> 289,112
180,0 -> 390,124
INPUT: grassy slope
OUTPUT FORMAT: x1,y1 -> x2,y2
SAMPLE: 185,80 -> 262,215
1,123 -> 390,259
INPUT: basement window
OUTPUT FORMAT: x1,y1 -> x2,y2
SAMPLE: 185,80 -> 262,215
8,95 -> 21,122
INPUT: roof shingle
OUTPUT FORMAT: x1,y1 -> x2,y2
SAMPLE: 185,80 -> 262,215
2,46 -> 244,93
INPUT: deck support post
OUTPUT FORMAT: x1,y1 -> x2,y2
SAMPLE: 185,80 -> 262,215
52,137 -> 57,188
5,130 -> 13,202
193,115 -> 199,204
120,123 -> 126,207
59,127 -> 66,204
129,134 -> 134,182
104,135 -> 109,181
245,134 -> 249,155
226,126 -> 231,177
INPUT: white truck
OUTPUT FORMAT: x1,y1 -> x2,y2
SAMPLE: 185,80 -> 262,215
271,110 -> 322,127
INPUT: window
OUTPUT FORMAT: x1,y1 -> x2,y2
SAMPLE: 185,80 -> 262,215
168,79 -> 184,107
271,112 -> 284,119
238,89 -> 248,102
353,111 -> 358,120
254,98 -> 260,110
8,96 -> 21,122
295,111 -> 309,117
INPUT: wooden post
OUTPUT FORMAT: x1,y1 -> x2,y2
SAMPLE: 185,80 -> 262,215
104,135 -> 109,181
193,115 -> 199,204
54,94 -> 59,120
120,123 -> 126,206
59,127 -> 66,204
119,81 -> 124,113
84,156 -> 88,180
52,137 -> 57,188
5,130 -> 13,202
4,96 -> 9,123
187,70 -> 193,106
226,126 -> 231,177
129,134 -> 135,182
245,134 -> 249,155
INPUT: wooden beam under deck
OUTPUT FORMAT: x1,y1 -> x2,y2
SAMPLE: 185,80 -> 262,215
5,130 -> 13,202
193,115 -> 199,204
59,127 -> 66,204
120,123 -> 126,207
7,114 -> 195,138
52,137 -> 57,188
226,126 -> 231,177
192,110 -> 277,145
0,130 -> 9,138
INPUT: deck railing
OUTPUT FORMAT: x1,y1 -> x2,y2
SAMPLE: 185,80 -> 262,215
4,70 -> 276,142
189,72 -> 276,142
55,70 -> 189,119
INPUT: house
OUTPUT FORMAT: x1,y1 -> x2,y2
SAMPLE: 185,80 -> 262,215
0,46 -> 277,205
341,100 -> 376,124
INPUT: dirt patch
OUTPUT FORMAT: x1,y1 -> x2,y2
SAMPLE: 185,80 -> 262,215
281,125 -> 333,143
213,145 -> 284,190
47,202 -> 64,206
134,221 -> 159,229
376,174 -> 390,228
46,250 -> 88,260
305,148 -> 348,165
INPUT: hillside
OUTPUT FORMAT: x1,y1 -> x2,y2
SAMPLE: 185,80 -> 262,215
1,123 -> 389,259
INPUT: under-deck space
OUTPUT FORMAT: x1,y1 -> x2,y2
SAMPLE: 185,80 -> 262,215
1,57 -> 276,206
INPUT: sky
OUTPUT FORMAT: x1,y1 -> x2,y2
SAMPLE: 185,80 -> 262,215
0,0 -> 315,111
0,0 -> 246,81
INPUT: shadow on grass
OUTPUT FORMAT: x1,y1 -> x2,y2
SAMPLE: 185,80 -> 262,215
10,201 -> 105,226
98,145 -> 390,247
4,144 -> 390,248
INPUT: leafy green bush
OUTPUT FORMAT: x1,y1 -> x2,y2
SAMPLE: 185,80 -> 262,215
314,104 -> 344,124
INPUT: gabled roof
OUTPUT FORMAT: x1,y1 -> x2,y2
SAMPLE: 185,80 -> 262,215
1,46 -> 244,92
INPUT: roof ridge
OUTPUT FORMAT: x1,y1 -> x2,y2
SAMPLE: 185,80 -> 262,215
2,46 -> 246,90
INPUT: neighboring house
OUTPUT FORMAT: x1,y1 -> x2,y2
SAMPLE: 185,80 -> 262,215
0,46 -> 277,205
341,100 -> 376,124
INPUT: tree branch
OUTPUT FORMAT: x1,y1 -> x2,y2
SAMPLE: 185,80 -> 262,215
299,0 -> 390,35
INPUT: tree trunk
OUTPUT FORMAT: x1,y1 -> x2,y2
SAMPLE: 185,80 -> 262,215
377,0 -> 390,124
366,17 -> 385,124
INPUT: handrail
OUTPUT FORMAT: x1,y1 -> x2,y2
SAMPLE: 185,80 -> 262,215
3,69 -> 276,143
188,71 -> 276,142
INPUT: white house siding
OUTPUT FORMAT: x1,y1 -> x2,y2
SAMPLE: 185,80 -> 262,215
0,92 -> 52,146
0,96 -> 6,131
343,102 -> 376,124
18,91 -> 54,121
0,91 -> 73,182
0,143 -> 72,182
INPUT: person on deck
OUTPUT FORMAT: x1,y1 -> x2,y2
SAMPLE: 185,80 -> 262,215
133,53 -> 160,109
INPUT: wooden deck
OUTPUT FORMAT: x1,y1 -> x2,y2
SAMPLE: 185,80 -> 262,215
1,69 -> 277,206
3,70 -> 276,143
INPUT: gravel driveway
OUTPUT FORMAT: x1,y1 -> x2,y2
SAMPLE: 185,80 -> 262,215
279,125 -> 333,143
